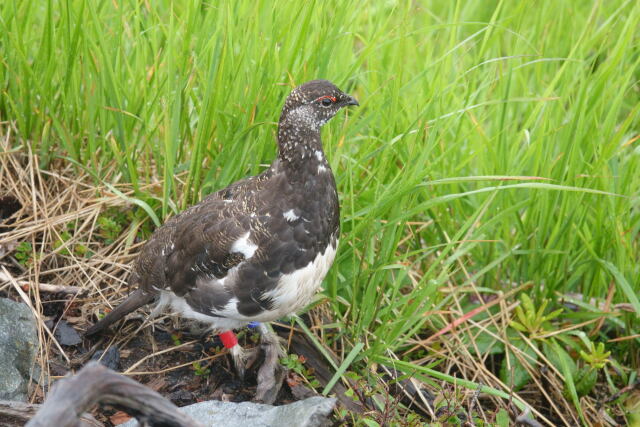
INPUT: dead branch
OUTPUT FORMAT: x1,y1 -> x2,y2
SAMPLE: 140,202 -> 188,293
0,400 -> 101,427
0,270 -> 84,295
26,362 -> 204,427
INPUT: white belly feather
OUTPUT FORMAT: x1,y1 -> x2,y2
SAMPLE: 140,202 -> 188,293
156,240 -> 338,328
265,239 -> 338,318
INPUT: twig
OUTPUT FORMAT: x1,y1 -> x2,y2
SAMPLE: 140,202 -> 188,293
515,408 -> 544,427
0,270 -> 83,294
124,352 -> 227,376
601,379 -> 640,406
122,339 -> 199,374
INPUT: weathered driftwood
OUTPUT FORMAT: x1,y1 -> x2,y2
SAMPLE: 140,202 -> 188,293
26,362 -> 204,427
0,400 -> 101,427
0,400 -> 43,427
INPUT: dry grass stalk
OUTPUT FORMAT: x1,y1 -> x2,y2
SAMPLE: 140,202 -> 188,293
1,128 -> 148,400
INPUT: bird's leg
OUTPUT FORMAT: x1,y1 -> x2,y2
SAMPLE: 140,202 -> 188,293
254,323 -> 286,404
219,330 -> 252,379
229,343 -> 250,379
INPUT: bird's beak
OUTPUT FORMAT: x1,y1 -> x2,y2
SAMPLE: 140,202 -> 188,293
344,95 -> 359,107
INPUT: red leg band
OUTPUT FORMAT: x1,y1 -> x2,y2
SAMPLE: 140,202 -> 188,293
219,330 -> 238,349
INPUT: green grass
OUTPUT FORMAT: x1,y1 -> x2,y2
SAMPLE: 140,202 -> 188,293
2,0 -> 639,424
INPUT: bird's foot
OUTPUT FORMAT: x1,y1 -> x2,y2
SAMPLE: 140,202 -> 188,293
254,323 -> 286,404
229,343 -> 258,380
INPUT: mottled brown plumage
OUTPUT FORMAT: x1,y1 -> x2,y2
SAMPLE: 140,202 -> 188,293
86,79 -> 357,403
86,80 -> 357,337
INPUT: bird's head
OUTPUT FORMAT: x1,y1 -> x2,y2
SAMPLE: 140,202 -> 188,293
279,80 -> 359,132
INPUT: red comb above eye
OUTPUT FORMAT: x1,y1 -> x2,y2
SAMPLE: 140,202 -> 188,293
317,95 -> 337,102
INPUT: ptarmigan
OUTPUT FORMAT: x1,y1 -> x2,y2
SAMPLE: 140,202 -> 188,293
86,79 -> 358,402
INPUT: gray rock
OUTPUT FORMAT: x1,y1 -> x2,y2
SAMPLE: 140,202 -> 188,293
53,320 -> 82,346
0,298 -> 38,401
120,396 -> 336,427
90,346 -> 120,370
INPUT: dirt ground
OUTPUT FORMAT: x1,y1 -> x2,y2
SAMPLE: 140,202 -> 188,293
41,292 -> 305,425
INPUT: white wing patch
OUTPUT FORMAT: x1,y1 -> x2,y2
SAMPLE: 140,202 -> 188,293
283,209 -> 299,222
231,232 -> 258,259
156,292 -> 246,331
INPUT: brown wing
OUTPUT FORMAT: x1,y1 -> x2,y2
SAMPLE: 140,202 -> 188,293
131,170 -> 274,302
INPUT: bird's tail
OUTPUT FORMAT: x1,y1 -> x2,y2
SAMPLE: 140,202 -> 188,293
85,289 -> 156,336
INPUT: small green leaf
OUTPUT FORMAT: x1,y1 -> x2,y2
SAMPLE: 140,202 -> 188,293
544,308 -> 564,322
574,367 -> 597,397
552,341 -> 585,424
463,327 -> 505,356
361,418 -> 380,427
500,339 -> 538,390
496,408 -> 510,427
509,320 -> 528,332
14,242 -> 33,266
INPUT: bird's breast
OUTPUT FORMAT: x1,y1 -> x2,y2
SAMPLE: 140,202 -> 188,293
262,236 -> 338,318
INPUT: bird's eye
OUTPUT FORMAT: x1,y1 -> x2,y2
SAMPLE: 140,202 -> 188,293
317,96 -> 337,107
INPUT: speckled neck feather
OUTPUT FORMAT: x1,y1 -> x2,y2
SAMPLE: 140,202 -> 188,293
277,119 -> 324,177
